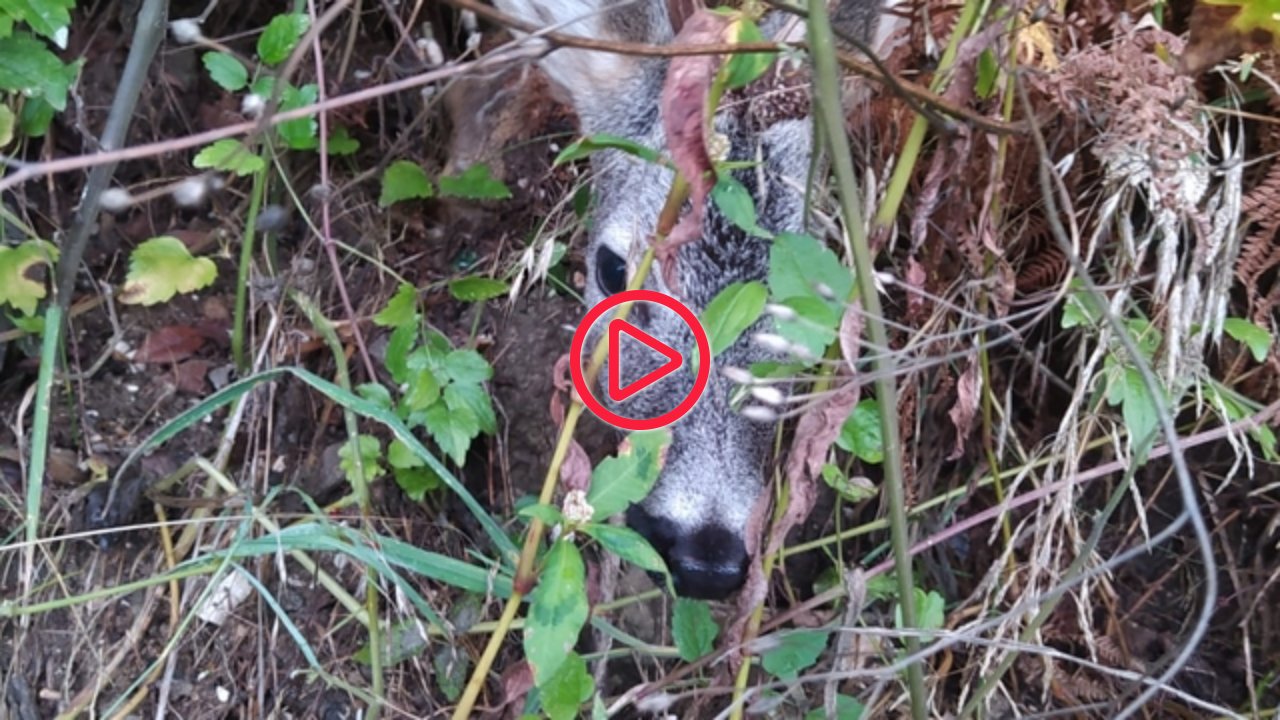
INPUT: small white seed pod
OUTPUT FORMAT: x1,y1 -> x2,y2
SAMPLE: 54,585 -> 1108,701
171,176 -> 209,207
241,93 -> 266,119
99,187 -> 133,212
764,303 -> 796,321
814,281 -> 836,300
752,332 -> 791,354
741,405 -> 778,423
168,18 -> 204,44
721,366 -> 755,385
749,385 -> 786,406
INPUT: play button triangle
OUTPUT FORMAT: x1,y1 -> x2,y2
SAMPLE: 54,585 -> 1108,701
607,318 -> 684,402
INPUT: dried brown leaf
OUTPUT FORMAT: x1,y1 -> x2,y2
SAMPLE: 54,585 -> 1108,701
947,359 -> 981,460
134,325 -> 207,364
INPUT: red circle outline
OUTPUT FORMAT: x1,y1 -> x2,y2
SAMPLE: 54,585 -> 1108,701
569,289 -> 712,431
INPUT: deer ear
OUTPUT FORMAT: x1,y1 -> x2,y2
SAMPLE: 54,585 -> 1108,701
492,0 -> 671,131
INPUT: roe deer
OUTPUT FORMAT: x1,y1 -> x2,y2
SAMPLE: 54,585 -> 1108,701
493,0 -> 883,599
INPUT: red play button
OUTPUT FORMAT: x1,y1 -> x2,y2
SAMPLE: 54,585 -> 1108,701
607,319 -> 683,402
569,289 -> 712,431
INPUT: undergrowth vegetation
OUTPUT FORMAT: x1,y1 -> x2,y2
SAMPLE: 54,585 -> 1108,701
0,0 -> 1278,718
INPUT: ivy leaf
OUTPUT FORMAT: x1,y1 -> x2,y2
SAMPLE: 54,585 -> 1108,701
193,138 -> 264,176
711,174 -> 773,238
539,651 -> 594,720
393,466 -> 441,501
449,276 -> 509,302
403,369 -> 440,412
554,133 -> 662,166
836,399 -> 884,464
523,539 -> 589,686
433,646 -> 470,703
760,629 -> 829,680
202,51 -> 248,92
895,588 -> 946,643
701,281 -> 767,357
1223,317 -> 1273,362
257,13 -> 309,66
587,429 -> 670,521
672,598 -> 719,661
338,434 -> 384,485
0,239 -> 57,316
438,163 -> 512,200
380,160 -> 433,206
582,523 -> 667,574
119,236 -> 218,306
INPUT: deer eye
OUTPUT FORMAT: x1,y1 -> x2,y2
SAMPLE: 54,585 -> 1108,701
595,245 -> 627,295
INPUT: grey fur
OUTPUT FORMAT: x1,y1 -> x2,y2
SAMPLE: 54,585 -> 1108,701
494,0 -> 881,598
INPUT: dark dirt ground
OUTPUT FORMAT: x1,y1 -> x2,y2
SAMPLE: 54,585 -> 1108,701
1,0 -> 1279,718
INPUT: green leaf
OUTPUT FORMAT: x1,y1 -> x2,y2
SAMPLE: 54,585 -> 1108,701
768,232 -> 851,357
582,523 -> 667,573
895,588 -> 946,643
524,539 -> 589,686
393,466 -> 441,501
0,31 -> 78,110
441,349 -> 492,384
17,94 -> 53,137
1224,317 -> 1273,362
518,502 -> 565,526
586,429 -> 670,520
338,434 -> 385,485
354,619 -> 429,665
975,48 -> 998,99
277,82 -> 319,149
387,437 -> 425,470
202,51 -> 248,92
803,694 -> 866,720
760,629 -> 829,680
438,163 -> 512,200
0,106 -> 12,149
836,399 -> 884,464
6,0 -> 74,40
257,13 -> 309,66
193,138 -> 264,176
672,598 -> 719,661
119,236 -> 218,306
821,463 -> 877,503
539,651 -> 593,720
423,398 -> 479,465
384,322 -> 418,384
403,369 -> 441,412
356,382 -> 393,409
723,17 -> 777,89
374,283 -> 418,327
711,174 -> 773,239
1106,366 -> 1159,448
449,276 -> 509,302
380,160 -> 433,206
0,239 -> 56,316
444,381 -> 497,435
554,133 -> 662,166
769,232 -> 852,304
434,645 -> 470,703
701,281 -> 767,357
325,125 -> 360,155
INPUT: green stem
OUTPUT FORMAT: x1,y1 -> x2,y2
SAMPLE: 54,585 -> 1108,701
872,0 -> 984,230
807,2 -> 927,719
232,164 -> 267,373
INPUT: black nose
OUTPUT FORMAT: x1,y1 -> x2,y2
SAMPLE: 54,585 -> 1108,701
627,506 -> 749,600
